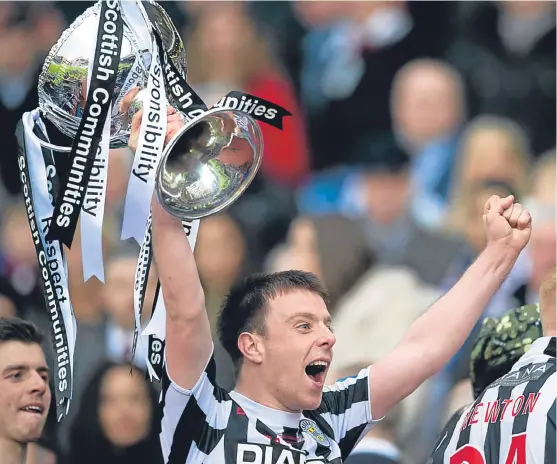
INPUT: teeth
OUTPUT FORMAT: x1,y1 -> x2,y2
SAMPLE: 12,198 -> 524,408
23,406 -> 42,413
310,361 -> 328,367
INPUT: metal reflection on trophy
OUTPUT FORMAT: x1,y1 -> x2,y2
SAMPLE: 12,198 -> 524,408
154,108 -> 264,220
37,0 -> 187,151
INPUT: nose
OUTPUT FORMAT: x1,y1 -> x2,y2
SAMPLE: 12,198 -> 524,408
318,326 -> 336,349
29,372 -> 47,396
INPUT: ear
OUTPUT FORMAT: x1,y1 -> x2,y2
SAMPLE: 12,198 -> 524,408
237,332 -> 263,365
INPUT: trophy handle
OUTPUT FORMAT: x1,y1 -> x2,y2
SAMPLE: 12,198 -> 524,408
22,112 -> 73,153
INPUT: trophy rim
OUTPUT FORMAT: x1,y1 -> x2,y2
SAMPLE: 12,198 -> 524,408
156,107 -> 264,220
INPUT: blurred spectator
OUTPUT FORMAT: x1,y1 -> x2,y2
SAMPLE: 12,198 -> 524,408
0,2 -> 64,198
184,2 -> 310,187
446,1 -> 556,155
266,214 -> 372,309
297,1 -> 452,170
67,363 -> 162,464
520,150 -> 557,303
60,250 -> 157,452
390,59 -> 466,228
300,135 -> 471,287
392,59 -> 464,155
336,362 -> 404,464
445,115 -> 531,236
329,267 -> 442,461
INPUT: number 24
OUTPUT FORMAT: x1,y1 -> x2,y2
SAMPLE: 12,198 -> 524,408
450,433 -> 526,464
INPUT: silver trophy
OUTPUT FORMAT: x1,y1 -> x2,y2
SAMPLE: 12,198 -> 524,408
155,108 -> 263,219
36,0 -> 263,219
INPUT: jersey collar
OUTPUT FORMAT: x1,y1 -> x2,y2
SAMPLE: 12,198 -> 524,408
513,336 -> 556,371
229,390 -> 303,429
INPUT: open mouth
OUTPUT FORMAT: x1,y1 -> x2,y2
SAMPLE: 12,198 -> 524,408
20,405 -> 43,415
305,361 -> 328,385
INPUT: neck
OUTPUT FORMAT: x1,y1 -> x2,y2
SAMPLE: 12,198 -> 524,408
235,371 -> 301,414
0,437 -> 27,464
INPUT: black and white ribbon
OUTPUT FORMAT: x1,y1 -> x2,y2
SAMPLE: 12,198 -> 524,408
121,36 -> 167,245
46,0 -> 123,250
17,111 -> 77,422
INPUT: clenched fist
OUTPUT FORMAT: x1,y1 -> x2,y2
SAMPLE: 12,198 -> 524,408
483,195 -> 532,255
119,87 -> 184,153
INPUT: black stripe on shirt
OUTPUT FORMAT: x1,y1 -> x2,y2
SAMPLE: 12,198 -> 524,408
224,401 -> 250,464
512,361 -> 555,435
167,395 -> 225,462
545,398 -> 556,463
320,376 -> 368,416
431,406 -> 468,464
484,384 -> 512,464
457,387 -> 491,449
338,423 -> 370,461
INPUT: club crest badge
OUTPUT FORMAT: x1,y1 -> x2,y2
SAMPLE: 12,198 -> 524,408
300,419 -> 330,447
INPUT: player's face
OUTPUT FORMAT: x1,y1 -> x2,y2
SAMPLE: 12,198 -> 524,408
262,290 -> 335,412
0,341 -> 51,443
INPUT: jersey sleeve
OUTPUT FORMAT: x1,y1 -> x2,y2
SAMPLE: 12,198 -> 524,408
159,346 -> 231,463
314,367 -> 376,459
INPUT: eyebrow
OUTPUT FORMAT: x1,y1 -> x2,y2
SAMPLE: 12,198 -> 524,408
287,312 -> 333,326
3,365 -> 50,376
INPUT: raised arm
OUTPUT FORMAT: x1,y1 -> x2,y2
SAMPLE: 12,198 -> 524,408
151,199 -> 212,389
368,195 -> 532,419
125,93 -> 212,390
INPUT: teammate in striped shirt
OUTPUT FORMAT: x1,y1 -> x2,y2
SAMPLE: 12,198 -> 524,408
149,164 -> 532,463
431,268 -> 556,464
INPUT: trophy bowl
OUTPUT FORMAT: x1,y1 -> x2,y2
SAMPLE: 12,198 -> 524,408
37,0 -> 187,151
155,108 -> 264,220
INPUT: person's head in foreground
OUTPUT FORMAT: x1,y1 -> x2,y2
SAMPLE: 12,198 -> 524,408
469,265 -> 555,399
0,318 -> 50,461
218,270 -> 334,412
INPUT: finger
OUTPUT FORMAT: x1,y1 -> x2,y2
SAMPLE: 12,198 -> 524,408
516,209 -> 532,230
131,108 -> 144,133
507,202 -> 523,227
167,113 -> 183,125
502,202 -> 514,221
119,87 -> 141,113
167,105 -> 177,115
484,195 -> 502,216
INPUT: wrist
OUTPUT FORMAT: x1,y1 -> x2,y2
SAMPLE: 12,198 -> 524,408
482,242 -> 520,276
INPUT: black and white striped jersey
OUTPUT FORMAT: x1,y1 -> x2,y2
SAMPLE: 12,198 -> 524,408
431,337 -> 556,464
159,350 -> 378,463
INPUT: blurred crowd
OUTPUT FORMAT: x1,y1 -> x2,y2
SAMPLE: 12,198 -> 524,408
0,1 -> 555,464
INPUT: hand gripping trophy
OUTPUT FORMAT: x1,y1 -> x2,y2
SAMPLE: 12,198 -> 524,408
16,0 -> 291,420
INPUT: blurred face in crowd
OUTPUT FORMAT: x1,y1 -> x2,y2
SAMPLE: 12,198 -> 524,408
99,366 -> 152,448
0,341 -> 50,444
279,219 -> 323,280
240,290 -> 335,412
528,159 -> 556,291
103,257 -> 157,329
195,215 -> 245,292
393,61 -> 462,150
193,3 -> 256,77
0,296 -> 16,319
499,0 -> 555,18
1,208 -> 36,268
465,186 -> 511,251
362,170 -> 411,224
293,1 -> 348,28
461,129 -> 525,188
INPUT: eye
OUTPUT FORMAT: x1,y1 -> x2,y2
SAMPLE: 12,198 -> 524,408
9,372 -> 21,381
297,323 -> 311,331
